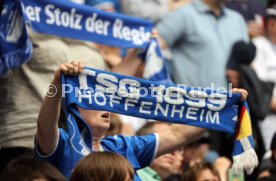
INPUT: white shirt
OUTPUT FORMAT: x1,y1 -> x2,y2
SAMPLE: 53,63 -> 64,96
253,36 -> 276,150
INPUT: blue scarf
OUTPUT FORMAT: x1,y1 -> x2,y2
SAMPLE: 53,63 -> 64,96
2,0 -> 158,75
142,38 -> 172,84
20,0 -> 153,49
62,67 -> 258,174
1,0 -> 258,172
0,0 -> 32,76
19,0 -> 171,82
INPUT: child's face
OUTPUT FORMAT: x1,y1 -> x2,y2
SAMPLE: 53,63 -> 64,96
78,107 -> 111,131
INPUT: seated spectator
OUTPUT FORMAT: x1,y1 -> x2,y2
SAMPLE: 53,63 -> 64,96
70,152 -> 134,181
0,157 -> 66,181
136,122 -> 183,180
181,162 -> 220,181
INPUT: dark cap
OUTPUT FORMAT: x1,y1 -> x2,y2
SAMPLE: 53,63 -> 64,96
227,41 -> 256,70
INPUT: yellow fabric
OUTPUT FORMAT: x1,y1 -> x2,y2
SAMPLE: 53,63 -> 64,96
237,110 -> 252,140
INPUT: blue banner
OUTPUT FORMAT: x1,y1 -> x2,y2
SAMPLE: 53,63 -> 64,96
143,38 -> 172,84
61,67 -> 258,175
20,0 -> 153,48
62,67 -> 240,135
0,0 -> 32,76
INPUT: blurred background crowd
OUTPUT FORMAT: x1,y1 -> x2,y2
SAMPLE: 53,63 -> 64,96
1,0 -> 276,181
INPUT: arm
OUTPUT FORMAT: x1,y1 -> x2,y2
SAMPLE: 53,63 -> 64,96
111,49 -> 143,76
36,62 -> 83,155
110,30 -> 168,76
155,8 -> 187,49
156,125 -> 205,157
214,157 -> 232,181
248,21 -> 264,39
156,31 -> 169,49
156,89 -> 248,157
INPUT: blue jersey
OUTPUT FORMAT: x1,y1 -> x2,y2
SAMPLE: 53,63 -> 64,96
34,129 -> 158,181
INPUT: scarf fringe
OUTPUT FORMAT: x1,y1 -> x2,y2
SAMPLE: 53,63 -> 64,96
232,148 -> 258,174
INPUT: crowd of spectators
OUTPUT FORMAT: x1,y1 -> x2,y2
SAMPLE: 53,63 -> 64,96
0,0 -> 276,181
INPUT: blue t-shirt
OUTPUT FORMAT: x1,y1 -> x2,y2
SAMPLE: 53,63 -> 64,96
156,0 -> 248,88
35,129 -> 158,181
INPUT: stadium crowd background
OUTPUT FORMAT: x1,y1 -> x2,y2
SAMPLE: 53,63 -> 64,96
0,0 -> 276,180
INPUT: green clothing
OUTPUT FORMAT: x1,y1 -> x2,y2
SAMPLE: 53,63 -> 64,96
137,167 -> 161,181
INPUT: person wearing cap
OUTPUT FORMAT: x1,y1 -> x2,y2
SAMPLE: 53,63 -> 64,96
226,40 -> 257,88
252,3 -> 276,151
226,40 -> 273,162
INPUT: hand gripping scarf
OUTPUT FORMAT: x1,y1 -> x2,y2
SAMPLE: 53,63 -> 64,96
3,0 -> 258,173
61,67 -> 258,174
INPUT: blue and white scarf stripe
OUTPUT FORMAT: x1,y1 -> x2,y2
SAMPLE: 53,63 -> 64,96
62,67 -> 258,174
63,68 -> 239,134
20,0 -> 153,49
143,38 -> 172,84
1,0 -> 172,81
1,0 -> 156,75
